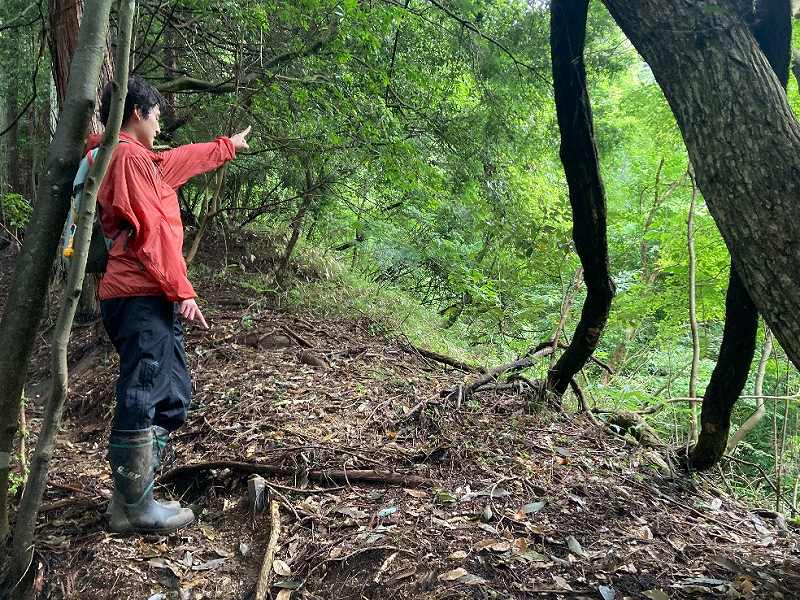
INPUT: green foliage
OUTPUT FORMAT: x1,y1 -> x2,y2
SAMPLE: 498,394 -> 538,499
3,0 -> 795,512
1,193 -> 31,232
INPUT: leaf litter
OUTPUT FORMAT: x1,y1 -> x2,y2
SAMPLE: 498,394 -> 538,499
8,254 -> 799,600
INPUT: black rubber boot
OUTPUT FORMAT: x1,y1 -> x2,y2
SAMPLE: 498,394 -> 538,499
106,426 -> 180,531
108,428 -> 194,534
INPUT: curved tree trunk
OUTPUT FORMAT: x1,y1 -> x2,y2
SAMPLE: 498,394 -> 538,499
0,0 -> 114,549
690,267 -> 759,469
599,0 -> 800,373
546,0 -> 615,396
688,0 -> 790,470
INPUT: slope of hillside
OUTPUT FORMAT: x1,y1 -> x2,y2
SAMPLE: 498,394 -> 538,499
2,252 -> 798,600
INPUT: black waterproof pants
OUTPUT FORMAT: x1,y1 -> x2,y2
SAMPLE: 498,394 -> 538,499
101,296 -> 192,432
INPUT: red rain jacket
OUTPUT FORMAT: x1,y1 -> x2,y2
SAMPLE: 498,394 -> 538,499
96,132 -> 235,301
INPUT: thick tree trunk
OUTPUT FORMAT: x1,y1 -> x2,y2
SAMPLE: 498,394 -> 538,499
685,0 -> 790,470
599,0 -> 800,371
546,0 -> 615,396
0,0 -> 114,549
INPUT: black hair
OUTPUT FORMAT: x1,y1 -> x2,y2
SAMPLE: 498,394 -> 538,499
99,75 -> 165,126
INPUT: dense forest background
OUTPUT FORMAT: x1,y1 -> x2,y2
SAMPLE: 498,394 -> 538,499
1,0 -> 798,516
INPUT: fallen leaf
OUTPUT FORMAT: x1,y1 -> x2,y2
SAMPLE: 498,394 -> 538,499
404,488 -> 427,498
335,506 -> 369,520
275,589 -> 293,600
523,501 -> 545,514
436,490 -> 458,505
438,567 -> 487,586
273,580 -> 302,589
273,559 -> 292,576
448,550 -> 468,560
377,506 -> 397,518
474,539 -> 497,551
643,590 -> 669,600
599,585 -> 616,600
192,557 -> 227,571
489,487 -> 511,499
552,575 -> 572,590
439,567 -> 469,582
566,535 -> 586,558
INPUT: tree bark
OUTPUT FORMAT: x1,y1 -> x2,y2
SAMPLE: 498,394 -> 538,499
9,0 -> 133,581
0,0 -> 114,549
49,0 -> 115,323
546,0 -> 615,396
599,0 -> 800,371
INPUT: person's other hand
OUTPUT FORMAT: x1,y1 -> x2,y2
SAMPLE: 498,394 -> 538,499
230,126 -> 251,152
178,298 -> 209,329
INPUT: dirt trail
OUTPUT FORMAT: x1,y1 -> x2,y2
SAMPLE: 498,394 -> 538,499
4,257 -> 799,599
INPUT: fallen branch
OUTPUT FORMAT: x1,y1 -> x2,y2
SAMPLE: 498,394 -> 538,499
159,461 -> 431,488
403,344 -> 485,373
254,499 -> 281,600
282,325 -> 313,348
463,342 -> 555,395
38,496 -> 101,514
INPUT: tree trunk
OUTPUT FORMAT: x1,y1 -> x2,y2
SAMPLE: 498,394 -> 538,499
0,0 -> 114,549
546,0 -> 615,396
689,267 -> 758,470
278,167 -> 316,278
9,0 -> 134,582
599,0 -> 800,371
683,0 -> 790,469
49,0 -> 115,323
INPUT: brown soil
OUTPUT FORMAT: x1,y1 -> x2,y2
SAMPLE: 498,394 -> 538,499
2,251 -> 799,600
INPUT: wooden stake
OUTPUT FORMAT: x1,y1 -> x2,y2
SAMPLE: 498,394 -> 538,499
254,499 -> 281,600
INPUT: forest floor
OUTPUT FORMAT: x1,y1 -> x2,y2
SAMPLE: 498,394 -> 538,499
2,247 -> 799,600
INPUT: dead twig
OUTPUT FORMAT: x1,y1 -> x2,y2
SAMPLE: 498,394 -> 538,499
253,499 -> 281,600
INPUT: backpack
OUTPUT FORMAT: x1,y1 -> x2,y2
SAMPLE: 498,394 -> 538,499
61,142 -> 127,273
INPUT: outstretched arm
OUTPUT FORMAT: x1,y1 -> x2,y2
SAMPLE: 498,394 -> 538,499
158,126 -> 252,189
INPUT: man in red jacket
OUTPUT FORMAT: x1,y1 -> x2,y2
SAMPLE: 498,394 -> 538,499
96,76 -> 250,533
